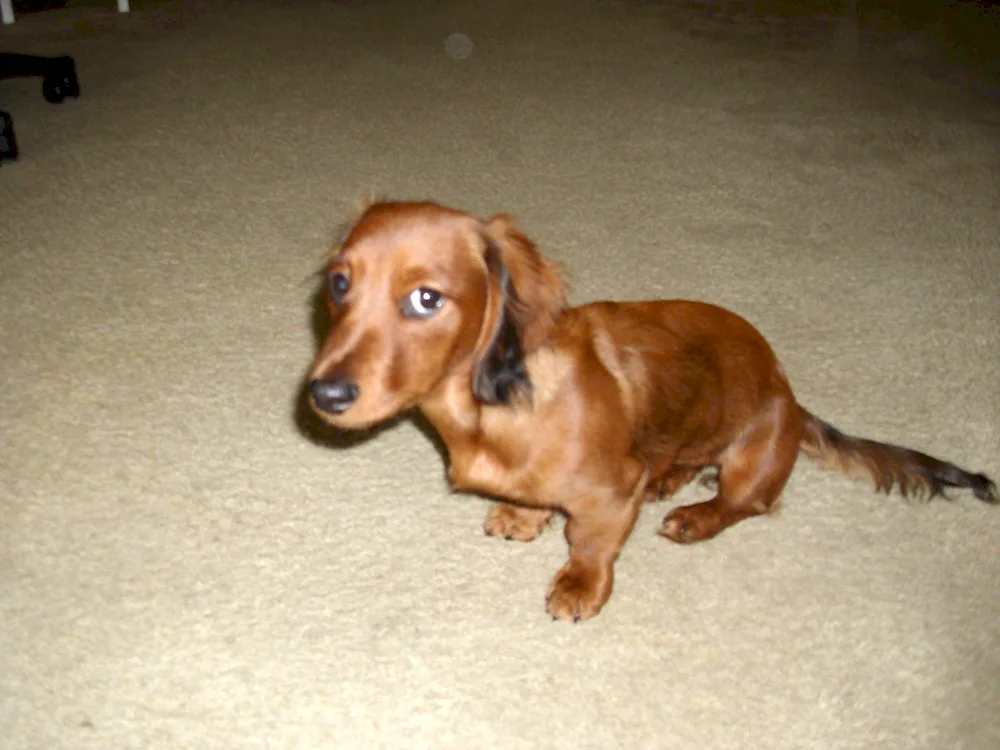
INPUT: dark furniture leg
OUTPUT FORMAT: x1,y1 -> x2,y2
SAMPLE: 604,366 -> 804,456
0,109 -> 17,161
0,53 -> 80,163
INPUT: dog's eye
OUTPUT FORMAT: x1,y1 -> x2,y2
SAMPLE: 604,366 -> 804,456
329,272 -> 350,305
401,288 -> 444,319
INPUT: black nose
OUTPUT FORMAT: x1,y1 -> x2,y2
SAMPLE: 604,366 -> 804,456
310,378 -> 360,414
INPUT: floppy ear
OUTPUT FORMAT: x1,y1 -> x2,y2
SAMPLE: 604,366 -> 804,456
471,216 -> 568,406
471,241 -> 531,406
483,214 -> 567,352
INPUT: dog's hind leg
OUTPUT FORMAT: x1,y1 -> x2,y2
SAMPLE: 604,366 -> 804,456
659,398 -> 802,543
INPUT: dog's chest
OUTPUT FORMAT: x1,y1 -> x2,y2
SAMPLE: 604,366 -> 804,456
447,442 -> 532,504
448,438 -> 548,505
431,349 -> 577,508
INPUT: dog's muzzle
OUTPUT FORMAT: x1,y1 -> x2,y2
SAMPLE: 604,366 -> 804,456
309,378 -> 360,415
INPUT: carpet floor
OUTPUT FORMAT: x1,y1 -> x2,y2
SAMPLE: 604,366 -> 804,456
2,1 -> 998,748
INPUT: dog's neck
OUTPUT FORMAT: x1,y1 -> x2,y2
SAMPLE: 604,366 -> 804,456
419,372 -> 486,448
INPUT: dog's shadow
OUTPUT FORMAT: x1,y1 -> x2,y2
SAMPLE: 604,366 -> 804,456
293,272 -> 448,462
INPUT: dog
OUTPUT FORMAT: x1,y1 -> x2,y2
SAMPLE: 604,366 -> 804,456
307,200 -> 997,622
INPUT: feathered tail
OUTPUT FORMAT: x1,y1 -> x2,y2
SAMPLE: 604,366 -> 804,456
799,409 -> 997,503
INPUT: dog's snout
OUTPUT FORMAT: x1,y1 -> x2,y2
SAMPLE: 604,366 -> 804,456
310,378 -> 360,414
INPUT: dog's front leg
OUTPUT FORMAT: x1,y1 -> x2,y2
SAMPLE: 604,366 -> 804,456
546,458 -> 647,622
484,503 -> 553,541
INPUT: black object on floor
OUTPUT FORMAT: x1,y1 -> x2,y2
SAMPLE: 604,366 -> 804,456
0,110 -> 17,162
1,53 -> 81,163
12,0 -> 69,12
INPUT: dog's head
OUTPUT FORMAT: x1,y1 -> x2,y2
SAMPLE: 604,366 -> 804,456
307,201 -> 566,429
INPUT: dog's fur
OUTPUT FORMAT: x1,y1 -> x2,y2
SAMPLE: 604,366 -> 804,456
307,200 -> 997,621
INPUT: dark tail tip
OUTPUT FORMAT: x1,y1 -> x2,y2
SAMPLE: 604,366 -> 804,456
965,474 -> 998,504
930,461 -> 997,504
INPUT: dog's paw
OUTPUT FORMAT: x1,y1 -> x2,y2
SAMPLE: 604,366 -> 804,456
659,502 -> 721,544
545,562 -> 610,622
483,504 -> 552,542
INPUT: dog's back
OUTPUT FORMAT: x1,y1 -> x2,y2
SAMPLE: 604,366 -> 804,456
558,300 -> 792,464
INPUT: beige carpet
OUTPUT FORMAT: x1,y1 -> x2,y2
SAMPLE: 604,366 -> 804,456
2,1 -> 998,748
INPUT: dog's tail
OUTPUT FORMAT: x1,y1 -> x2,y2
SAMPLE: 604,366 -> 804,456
798,408 -> 997,503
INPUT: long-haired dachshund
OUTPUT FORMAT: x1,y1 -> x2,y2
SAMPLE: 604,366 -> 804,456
307,200 -> 997,622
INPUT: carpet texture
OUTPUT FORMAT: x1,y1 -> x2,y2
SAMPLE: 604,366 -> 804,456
2,1 -> 998,748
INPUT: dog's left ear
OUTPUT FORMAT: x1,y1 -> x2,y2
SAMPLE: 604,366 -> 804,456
471,243 -> 530,406
483,215 -> 567,352
471,216 -> 567,406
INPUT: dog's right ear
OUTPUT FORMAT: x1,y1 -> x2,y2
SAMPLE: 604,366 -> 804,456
471,240 -> 532,406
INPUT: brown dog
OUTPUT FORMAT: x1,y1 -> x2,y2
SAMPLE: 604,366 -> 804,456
307,200 -> 997,622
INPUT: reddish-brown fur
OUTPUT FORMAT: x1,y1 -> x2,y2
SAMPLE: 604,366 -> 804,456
308,200 -> 997,622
